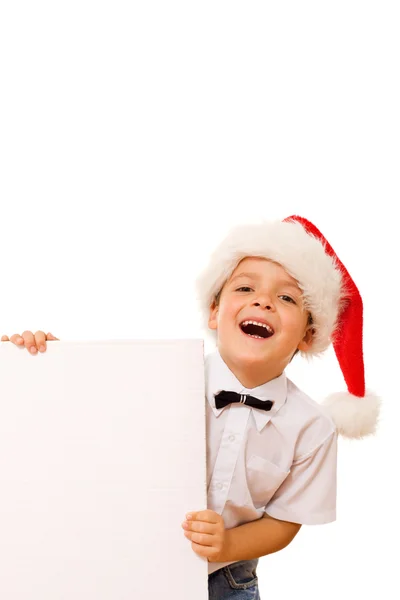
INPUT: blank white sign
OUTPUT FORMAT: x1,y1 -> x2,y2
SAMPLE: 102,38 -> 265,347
0,340 -> 207,599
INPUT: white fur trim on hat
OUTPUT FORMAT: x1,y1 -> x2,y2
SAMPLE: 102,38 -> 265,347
323,391 -> 381,439
196,220 -> 344,356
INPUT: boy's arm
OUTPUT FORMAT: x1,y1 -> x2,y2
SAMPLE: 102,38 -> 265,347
215,513 -> 301,563
183,509 -> 300,563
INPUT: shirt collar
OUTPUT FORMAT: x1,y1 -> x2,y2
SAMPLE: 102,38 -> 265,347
205,349 -> 288,433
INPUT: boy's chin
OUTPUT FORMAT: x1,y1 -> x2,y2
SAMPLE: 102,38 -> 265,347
220,343 -> 272,365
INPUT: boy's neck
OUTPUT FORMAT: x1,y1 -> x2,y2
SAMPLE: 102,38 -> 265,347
219,351 -> 284,389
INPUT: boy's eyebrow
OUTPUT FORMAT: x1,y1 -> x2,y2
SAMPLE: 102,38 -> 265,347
230,272 -> 261,282
230,272 -> 301,292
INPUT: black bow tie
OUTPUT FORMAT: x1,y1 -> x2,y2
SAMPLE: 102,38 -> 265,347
214,390 -> 274,412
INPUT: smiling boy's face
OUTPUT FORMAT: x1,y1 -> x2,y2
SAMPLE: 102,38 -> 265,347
208,257 -> 313,388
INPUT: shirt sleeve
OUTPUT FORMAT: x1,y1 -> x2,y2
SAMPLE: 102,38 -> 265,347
264,430 -> 337,525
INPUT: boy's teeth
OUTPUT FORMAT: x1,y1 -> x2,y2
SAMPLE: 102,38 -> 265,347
242,320 -> 273,333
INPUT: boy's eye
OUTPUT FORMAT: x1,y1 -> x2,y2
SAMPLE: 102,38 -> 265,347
279,295 -> 296,304
236,286 -> 253,292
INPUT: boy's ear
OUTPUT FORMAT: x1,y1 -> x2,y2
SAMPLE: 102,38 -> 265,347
297,328 -> 314,353
208,301 -> 219,331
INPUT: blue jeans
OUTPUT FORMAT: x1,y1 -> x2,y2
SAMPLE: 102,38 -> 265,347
208,559 -> 260,599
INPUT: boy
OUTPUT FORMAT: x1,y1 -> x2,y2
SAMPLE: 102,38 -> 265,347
2,215 -> 380,599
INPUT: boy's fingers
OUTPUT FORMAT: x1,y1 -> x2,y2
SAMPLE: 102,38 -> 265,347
9,334 -> 24,345
190,541 -> 219,559
190,541 -> 208,556
21,331 -> 38,354
182,520 -> 215,535
2,332 -> 58,352
184,530 -> 214,546
34,331 -> 47,352
186,510 -> 221,524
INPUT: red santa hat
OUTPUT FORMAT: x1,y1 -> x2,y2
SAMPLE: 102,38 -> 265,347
196,215 -> 380,439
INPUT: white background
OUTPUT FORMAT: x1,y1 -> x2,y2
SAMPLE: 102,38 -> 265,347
0,1 -> 398,598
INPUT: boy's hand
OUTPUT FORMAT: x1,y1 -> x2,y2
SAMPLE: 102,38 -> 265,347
182,509 -> 226,563
1,331 -> 59,354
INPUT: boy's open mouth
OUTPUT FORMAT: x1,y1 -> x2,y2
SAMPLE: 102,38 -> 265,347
239,320 -> 275,339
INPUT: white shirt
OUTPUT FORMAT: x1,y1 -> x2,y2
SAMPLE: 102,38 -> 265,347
206,350 -> 337,574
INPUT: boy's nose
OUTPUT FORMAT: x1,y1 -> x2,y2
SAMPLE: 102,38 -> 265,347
254,302 -> 273,310
253,297 -> 275,311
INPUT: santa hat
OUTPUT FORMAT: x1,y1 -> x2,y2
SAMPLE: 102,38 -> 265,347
196,215 -> 380,439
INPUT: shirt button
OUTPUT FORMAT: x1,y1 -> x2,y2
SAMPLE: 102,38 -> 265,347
229,434 -> 235,442
216,482 -> 223,490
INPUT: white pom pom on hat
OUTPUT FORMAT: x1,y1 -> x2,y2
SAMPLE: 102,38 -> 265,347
196,214 -> 381,439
